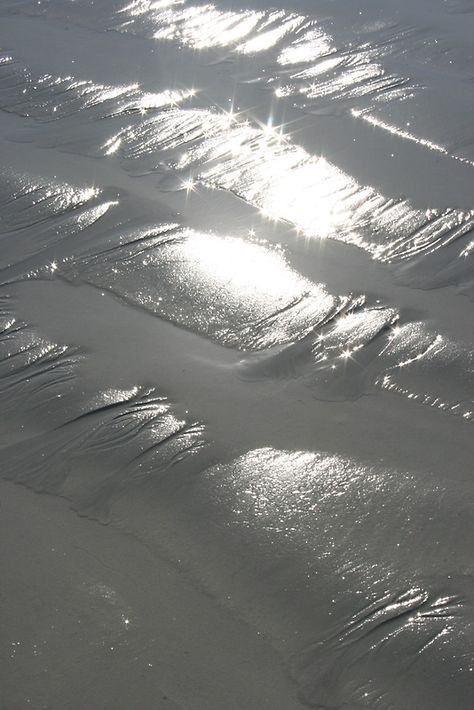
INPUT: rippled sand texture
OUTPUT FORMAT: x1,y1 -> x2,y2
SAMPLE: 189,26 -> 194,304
0,0 -> 473,708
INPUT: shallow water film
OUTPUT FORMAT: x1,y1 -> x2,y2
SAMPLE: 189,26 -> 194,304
0,0 -> 473,708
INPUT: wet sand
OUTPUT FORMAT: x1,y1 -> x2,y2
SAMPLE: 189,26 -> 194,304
0,0 -> 473,707
0,478 -> 307,710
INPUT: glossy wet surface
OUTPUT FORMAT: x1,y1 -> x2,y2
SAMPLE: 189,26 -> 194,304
0,0 -> 473,708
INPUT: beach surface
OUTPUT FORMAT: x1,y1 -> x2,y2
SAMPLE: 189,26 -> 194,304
0,0 -> 473,707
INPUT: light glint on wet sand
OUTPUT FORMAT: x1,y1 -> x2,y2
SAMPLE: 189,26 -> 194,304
0,0 -> 473,708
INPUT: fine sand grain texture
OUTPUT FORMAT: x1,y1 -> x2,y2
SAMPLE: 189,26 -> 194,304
0,0 -> 473,708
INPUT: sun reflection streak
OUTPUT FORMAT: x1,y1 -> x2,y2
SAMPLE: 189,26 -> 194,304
69,226 -> 343,350
95,4 -> 474,265
375,323 -> 474,420
119,0 -> 306,55
460,241 -> 474,258
352,109 -> 474,169
237,13 -> 305,55
278,27 -> 334,66
115,0 -> 417,116
106,101 -> 474,260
